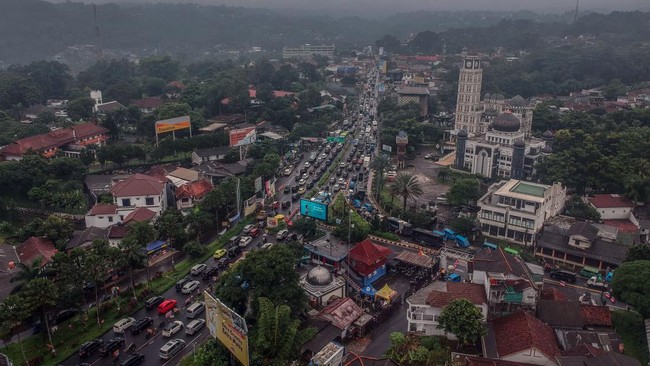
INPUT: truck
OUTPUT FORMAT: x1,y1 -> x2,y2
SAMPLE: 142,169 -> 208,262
387,217 -> 413,236
362,156 -> 371,169
309,152 -> 317,163
587,276 -> 608,289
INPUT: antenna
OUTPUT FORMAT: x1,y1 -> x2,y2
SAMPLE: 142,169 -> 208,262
573,0 -> 579,23
94,4 -> 103,60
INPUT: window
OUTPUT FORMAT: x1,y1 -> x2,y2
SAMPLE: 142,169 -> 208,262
146,197 -> 154,206
108,216 -> 113,223
122,198 -> 131,207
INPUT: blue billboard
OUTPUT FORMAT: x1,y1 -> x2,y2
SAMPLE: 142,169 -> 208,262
300,199 -> 328,221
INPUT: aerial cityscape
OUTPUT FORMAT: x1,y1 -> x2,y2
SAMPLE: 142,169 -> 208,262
0,1 -> 649,366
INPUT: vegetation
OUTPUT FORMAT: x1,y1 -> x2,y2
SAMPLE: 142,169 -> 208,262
385,332 -> 451,366
437,299 -> 487,348
611,311 -> 650,365
389,172 -> 424,211
446,178 -> 482,206
564,196 -> 601,222
611,260 -> 650,318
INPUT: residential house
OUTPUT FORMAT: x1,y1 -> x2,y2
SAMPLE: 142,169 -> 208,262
122,207 -> 157,225
176,180 -> 213,210
132,96 -> 164,114
478,179 -> 566,246
110,174 -> 168,218
486,311 -> 561,366
166,167 -> 201,189
191,147 -> 233,165
85,204 -> 120,228
95,101 -> 125,114
67,227 -> 108,250
470,247 -> 540,314
15,237 -> 57,267
348,239 -> 391,286
587,194 -> 640,233
108,225 -> 128,248
407,281 -> 487,338
316,297 -> 364,339
193,159 -> 252,184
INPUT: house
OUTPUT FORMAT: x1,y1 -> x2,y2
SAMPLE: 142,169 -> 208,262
67,227 -> 108,250
478,179 -> 566,246
15,237 -> 57,267
556,352 -> 641,366
94,101 -> 125,114
176,180 -> 213,210
110,174 -> 168,218
406,281 -> 487,338
486,311 -> 560,365
587,194 -> 640,233
193,159 -> 252,184
132,96 -> 164,114
166,167 -> 201,189
316,297 -> 364,339
191,147 -> 233,165
85,204 -> 120,228
348,239 -> 391,285
108,225 -> 128,247
122,207 -> 157,225
470,247 -> 540,313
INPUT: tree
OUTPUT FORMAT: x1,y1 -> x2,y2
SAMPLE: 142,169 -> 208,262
39,215 -> 74,249
86,239 -> 117,324
10,257 -> 46,287
375,34 -> 401,53
564,196 -> 601,222
371,154 -> 390,200
611,260 -> 650,317
22,278 -> 58,352
79,147 -> 96,167
50,248 -> 90,311
291,218 -> 317,240
185,207 -> 212,242
437,298 -> 487,348
437,167 -> 450,182
449,216 -> 476,236
391,172 -> 424,211
447,178 -> 481,206
385,332 -> 409,364
66,97 -> 95,121
0,295 -> 31,365
118,229 -> 149,297
625,244 -> 650,262
155,209 -> 187,268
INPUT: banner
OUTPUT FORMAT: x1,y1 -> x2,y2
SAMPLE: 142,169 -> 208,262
265,179 -> 276,197
229,127 -> 257,147
204,292 -> 250,366
243,196 -> 259,217
267,216 -> 278,228
155,116 -> 191,134
254,177 -> 263,193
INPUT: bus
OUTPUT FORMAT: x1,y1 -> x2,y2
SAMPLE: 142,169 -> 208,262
579,265 -> 600,278
504,247 -> 519,256
387,217 -> 413,236
412,228 -> 444,248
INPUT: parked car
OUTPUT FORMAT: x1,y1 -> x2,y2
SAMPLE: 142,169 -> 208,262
120,352 -> 144,366
162,320 -> 184,338
99,337 -> 125,356
79,339 -> 103,358
191,264 -> 207,275
131,317 -> 154,335
181,280 -> 200,294
144,296 -> 164,310
261,242 -> 274,250
276,229 -> 289,241
113,317 -> 136,333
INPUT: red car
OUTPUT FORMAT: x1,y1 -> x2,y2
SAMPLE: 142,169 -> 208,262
249,227 -> 260,237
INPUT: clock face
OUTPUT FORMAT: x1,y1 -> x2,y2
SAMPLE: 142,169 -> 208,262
474,60 -> 480,68
465,61 -> 472,68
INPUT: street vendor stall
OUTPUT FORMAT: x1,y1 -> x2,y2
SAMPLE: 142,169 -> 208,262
375,284 -> 397,304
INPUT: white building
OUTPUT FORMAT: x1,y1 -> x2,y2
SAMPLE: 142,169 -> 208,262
85,204 -> 120,229
110,174 -> 168,219
282,44 -> 335,59
587,194 -> 636,220
300,266 -> 346,307
406,281 -> 487,339
478,179 -> 566,245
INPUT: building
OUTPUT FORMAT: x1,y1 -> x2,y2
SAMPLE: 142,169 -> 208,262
85,204 -> 120,229
406,281 -> 487,338
470,247 -> 540,314
316,297 -> 364,339
67,227 -> 109,250
132,96 -> 164,114
15,237 -> 57,267
451,55 -> 545,179
395,85 -> 430,116
587,193 -> 637,225
300,265 -> 346,307
348,239 -> 391,286
486,311 -> 561,366
191,147 -> 233,165
165,167 -> 201,189
478,179 -> 566,246
175,180 -> 213,210
0,122 -> 110,160
282,44 -> 335,59
109,174 -> 168,218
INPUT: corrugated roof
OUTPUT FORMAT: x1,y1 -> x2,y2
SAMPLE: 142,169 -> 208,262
317,297 -> 364,330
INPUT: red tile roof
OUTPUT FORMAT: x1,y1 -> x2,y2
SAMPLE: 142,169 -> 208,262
72,122 -> 110,140
588,194 -> 635,208
166,81 -> 186,90
580,305 -> 612,327
492,311 -> 560,360
15,237 -> 57,266
540,287 -> 568,301
0,123 -> 108,157
176,180 -> 213,200
426,282 -> 487,308
248,88 -> 295,99
108,225 -> 128,239
122,207 -> 156,224
132,96 -> 164,109
349,239 -> 391,266
317,297 -> 364,330
464,356 -> 539,366
111,174 -> 166,197
603,219 -> 639,233
89,204 -> 118,215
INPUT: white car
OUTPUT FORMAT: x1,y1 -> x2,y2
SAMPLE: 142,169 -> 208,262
162,320 -> 184,337
242,224 -> 254,234
191,263 -> 207,275
337,178 -> 345,185
113,317 -> 136,333
333,184 -> 340,192
261,242 -> 274,250
304,162 -> 311,168
181,280 -> 200,294
239,236 -> 253,247
298,178 -> 306,186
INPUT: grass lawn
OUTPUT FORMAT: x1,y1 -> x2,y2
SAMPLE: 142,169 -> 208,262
612,310 -> 649,365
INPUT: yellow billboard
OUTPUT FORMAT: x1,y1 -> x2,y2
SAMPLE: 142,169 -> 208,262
155,115 -> 191,134
204,292 -> 250,366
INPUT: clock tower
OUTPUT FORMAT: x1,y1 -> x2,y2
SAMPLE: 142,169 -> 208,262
454,54 -> 482,135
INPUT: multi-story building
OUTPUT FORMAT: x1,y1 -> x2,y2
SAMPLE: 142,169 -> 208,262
110,174 -> 168,218
282,44 -> 335,59
478,179 -> 566,245
454,54 -> 483,134
395,86 -> 430,116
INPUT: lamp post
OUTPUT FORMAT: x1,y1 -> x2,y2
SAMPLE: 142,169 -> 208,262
348,209 -> 353,246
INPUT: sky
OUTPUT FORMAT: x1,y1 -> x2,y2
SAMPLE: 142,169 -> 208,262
52,0 -> 650,17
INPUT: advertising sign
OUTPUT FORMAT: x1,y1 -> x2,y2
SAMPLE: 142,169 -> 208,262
204,292 -> 250,366
382,144 -> 392,152
265,179 -> 276,197
243,196 -> 259,217
254,177 -> 263,193
155,116 -> 191,134
229,127 -> 257,147
267,216 -> 278,228
300,199 -> 328,221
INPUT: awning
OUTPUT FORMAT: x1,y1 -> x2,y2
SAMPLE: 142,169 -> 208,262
394,250 -> 435,269
375,284 -> 397,302
145,240 -> 167,255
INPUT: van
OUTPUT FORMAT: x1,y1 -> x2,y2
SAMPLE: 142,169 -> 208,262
158,299 -> 177,315
185,319 -> 206,336
186,301 -> 205,319
159,339 -> 186,360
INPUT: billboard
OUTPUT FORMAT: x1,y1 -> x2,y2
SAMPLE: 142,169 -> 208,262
265,179 -> 276,197
382,144 -> 392,152
229,127 -> 257,147
243,196 -> 259,217
205,292 -> 250,366
300,199 -> 328,221
254,177 -> 263,193
155,116 -> 191,134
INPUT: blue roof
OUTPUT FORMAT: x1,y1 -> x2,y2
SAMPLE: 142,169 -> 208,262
444,228 -> 456,236
145,240 -> 167,253
455,235 -> 470,248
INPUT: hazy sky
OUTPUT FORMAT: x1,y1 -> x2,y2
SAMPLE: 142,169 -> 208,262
62,0 -> 650,16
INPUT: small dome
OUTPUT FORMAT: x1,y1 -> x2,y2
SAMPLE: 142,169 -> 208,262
482,108 -> 498,117
307,266 -> 333,286
457,129 -> 468,138
542,130 -> 554,138
541,146 -> 553,154
510,95 -> 526,107
494,93 -> 505,100
492,112 -> 521,133
514,139 -> 526,148
484,92 -> 492,100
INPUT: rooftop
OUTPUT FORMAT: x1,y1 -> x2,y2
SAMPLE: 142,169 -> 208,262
89,204 -> 118,216
122,207 -> 156,224
508,180 -> 546,198
317,297 -> 364,330
588,194 -> 635,209
349,239 -> 391,266
537,227 -> 629,266
175,180 -> 213,200
492,311 -> 560,360
110,174 -> 166,197
16,237 -> 57,266
426,282 -> 487,308
68,227 -> 108,249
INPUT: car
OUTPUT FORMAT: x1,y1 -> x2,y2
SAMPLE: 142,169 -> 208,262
162,320 -> 184,337
282,200 -> 291,209
120,352 -> 144,366
306,180 -> 315,189
276,229 -> 289,241
144,296 -> 164,310
191,263 -> 207,275
291,193 -> 300,201
227,235 -> 241,247
336,169 -> 342,176
113,317 -> 136,333
54,308 -> 79,325
298,178 -> 306,186
227,245 -> 242,258
158,299 -> 177,314
406,162 -> 415,167
333,184 -> 340,192
181,280 -> 200,294
242,224 -> 254,234
283,186 -> 290,193
213,248 -> 227,259
298,186 -> 306,194
239,236 -> 253,247
248,227 -> 260,237
283,168 -> 292,176
79,339 -> 103,358
330,177 -> 336,184
304,162 -> 311,168
175,277 -> 191,291
338,177 -> 345,185
131,317 -> 154,335
261,242 -> 274,250
159,339 -> 186,360
340,162 -> 347,168
201,267 -> 219,280
302,173 -> 309,180
216,257 -> 232,269
185,319 -> 206,336
99,337 -> 125,356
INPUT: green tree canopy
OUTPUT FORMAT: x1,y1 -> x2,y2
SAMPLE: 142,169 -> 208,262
611,260 -> 650,317
437,298 -> 487,347
446,178 -> 481,206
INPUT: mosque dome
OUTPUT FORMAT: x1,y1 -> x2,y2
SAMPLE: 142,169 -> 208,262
541,146 -> 553,154
542,130 -> 554,139
482,108 -> 498,117
457,129 -> 468,138
510,95 -> 527,107
492,112 -> 521,133
306,266 -> 333,286
514,139 -> 526,148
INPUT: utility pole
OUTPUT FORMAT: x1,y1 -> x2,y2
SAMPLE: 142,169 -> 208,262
573,0 -> 579,23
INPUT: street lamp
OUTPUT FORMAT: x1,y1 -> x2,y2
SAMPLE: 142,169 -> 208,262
348,209 -> 354,246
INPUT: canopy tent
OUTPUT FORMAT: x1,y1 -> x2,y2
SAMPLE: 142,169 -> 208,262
375,284 -> 397,303
394,250 -> 435,269
145,240 -> 167,255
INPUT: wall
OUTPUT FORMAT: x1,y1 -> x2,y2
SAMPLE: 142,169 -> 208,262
501,348 -> 557,366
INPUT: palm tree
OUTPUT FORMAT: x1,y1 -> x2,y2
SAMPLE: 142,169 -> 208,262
155,209 -> 186,269
87,239 -> 117,325
118,235 -> 147,298
437,167 -> 451,182
392,172 -> 424,211
371,154 -> 390,200
10,257 -> 47,288
185,207 -> 212,242
22,278 -> 58,353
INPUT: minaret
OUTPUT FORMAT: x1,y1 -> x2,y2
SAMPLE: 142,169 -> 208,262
454,54 -> 482,135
